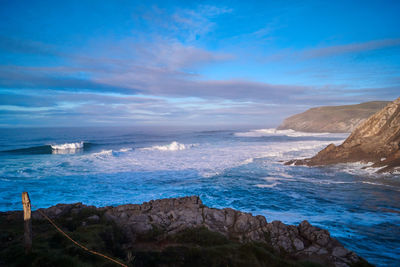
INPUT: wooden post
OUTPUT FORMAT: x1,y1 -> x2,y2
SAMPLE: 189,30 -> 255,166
22,192 -> 32,254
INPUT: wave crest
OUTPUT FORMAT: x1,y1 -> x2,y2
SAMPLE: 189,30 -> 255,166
50,141 -> 85,154
51,142 -> 84,150
142,141 -> 194,151
92,148 -> 132,157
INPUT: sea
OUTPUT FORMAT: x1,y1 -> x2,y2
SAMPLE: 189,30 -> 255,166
0,126 -> 399,266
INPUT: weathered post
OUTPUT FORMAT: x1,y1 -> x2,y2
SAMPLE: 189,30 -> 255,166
22,192 -> 32,254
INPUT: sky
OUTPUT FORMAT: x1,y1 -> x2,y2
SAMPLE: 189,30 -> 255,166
0,0 -> 399,128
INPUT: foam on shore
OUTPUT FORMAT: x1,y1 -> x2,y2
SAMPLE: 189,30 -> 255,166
235,128 -> 333,137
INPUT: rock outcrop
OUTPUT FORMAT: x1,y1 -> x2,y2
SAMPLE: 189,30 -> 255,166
278,101 -> 389,133
286,97 -> 400,173
30,196 -> 368,267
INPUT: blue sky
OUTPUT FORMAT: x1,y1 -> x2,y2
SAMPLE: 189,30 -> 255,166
1,0 -> 399,127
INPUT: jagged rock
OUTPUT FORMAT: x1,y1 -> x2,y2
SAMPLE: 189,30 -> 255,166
332,247 -> 351,258
32,203 -> 84,219
31,196 -> 369,267
299,220 -> 331,247
278,101 -> 389,133
87,214 -> 100,221
286,97 -> 400,173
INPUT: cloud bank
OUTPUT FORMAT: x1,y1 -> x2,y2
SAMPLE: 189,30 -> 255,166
0,2 -> 399,127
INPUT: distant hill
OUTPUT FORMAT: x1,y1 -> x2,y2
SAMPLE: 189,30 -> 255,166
277,101 -> 390,133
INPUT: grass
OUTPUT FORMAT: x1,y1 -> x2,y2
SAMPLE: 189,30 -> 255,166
0,208 -> 127,267
0,209 -> 373,267
130,227 -> 322,267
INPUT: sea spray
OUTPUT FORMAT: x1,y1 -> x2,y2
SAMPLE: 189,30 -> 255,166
0,127 -> 399,265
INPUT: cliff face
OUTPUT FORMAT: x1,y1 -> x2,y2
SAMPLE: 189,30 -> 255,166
0,196 -> 370,267
278,101 -> 389,133
287,97 -> 400,173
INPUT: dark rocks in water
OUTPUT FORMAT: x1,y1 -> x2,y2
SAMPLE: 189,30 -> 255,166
277,101 -> 389,133
21,196 -> 370,267
286,97 -> 400,173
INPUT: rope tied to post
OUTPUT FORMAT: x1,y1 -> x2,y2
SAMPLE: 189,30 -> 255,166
23,192 -> 128,267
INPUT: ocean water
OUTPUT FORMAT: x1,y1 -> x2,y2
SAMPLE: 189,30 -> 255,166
0,127 -> 399,266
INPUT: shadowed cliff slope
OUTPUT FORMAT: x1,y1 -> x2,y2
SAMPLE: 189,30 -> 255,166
278,101 -> 389,133
286,97 -> 400,173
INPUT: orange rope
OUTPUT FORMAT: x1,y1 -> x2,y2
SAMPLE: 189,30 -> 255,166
32,205 -> 128,267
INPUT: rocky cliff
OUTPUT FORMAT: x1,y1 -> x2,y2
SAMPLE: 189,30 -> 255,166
286,97 -> 400,173
278,101 -> 389,133
0,196 -> 371,266
102,196 -> 360,266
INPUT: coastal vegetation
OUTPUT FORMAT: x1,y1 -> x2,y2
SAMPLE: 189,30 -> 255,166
0,197 -> 373,267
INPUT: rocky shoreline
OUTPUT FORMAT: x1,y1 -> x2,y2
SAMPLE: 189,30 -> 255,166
1,196 -> 371,267
286,97 -> 400,173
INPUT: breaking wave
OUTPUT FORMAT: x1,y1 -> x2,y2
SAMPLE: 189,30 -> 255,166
51,141 -> 88,154
92,148 -> 133,157
2,141 -> 92,155
51,141 -> 84,150
142,141 -> 195,151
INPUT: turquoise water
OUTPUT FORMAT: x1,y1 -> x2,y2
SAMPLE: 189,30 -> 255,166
0,127 -> 399,266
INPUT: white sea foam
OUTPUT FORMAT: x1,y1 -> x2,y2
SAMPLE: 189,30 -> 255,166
330,162 -> 393,178
242,158 -> 254,164
118,148 -> 132,153
361,181 -> 400,191
279,173 -> 293,178
16,131 -> 347,178
235,128 -> 332,137
255,182 -> 280,188
294,176 -> 356,185
263,177 -> 290,182
142,141 -> 195,151
51,141 -> 84,154
93,148 -> 132,157
51,141 -> 84,150
362,181 -> 383,186
93,150 -> 113,157
78,138 -> 342,177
